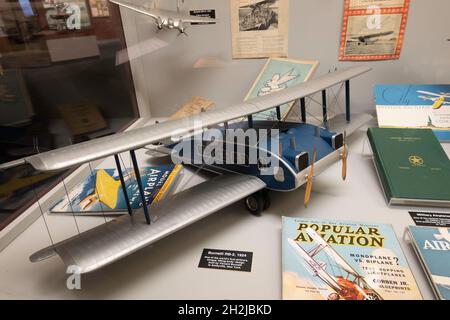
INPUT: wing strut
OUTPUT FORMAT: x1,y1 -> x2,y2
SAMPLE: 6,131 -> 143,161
276,106 -> 281,120
300,97 -> 306,122
130,150 -> 151,224
322,89 -> 327,124
114,154 -> 132,216
248,114 -> 254,128
345,80 -> 351,122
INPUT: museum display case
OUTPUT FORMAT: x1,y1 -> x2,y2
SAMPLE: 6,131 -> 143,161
0,0 -> 449,302
0,0 -> 139,231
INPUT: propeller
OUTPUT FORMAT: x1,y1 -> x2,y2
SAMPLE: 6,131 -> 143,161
341,131 -> 348,181
177,26 -> 189,36
304,148 -> 316,208
153,17 -> 164,32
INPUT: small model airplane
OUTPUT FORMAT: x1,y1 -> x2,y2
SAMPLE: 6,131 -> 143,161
288,228 -> 383,300
417,90 -> 450,109
349,31 -> 394,45
0,66 -> 372,274
109,0 -> 216,35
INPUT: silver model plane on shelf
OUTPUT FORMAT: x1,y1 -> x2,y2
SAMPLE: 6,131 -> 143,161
109,0 -> 216,35
0,66 -> 372,274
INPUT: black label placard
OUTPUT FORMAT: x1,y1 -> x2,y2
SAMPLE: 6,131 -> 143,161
189,9 -> 216,24
198,248 -> 253,272
409,211 -> 450,227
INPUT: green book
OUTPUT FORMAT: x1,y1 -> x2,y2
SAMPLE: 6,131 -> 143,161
367,128 -> 450,207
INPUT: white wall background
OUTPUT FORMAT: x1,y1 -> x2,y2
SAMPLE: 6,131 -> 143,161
120,0 -> 450,118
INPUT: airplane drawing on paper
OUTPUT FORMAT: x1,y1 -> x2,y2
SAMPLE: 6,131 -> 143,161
245,58 -> 318,121
417,90 -> 450,109
288,228 -> 383,300
348,31 -> 394,46
109,0 -> 215,35
258,69 -> 298,97
0,66 -> 372,274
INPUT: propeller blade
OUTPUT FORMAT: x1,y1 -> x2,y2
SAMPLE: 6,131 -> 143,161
304,148 -> 316,208
342,131 -> 347,181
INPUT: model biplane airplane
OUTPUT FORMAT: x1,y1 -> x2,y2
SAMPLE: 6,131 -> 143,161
417,90 -> 450,109
109,0 -> 216,35
288,228 -> 383,300
349,31 -> 394,46
0,65 -> 372,273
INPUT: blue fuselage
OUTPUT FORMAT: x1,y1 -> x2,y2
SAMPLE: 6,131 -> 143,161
168,121 -> 343,191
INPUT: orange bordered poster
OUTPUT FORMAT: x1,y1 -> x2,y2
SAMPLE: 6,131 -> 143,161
339,0 -> 410,61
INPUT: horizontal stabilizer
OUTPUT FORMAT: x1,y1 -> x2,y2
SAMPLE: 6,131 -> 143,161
30,174 -> 266,273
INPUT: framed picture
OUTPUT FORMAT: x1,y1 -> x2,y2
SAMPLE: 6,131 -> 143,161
339,0 -> 410,61
244,58 -> 319,121
44,0 -> 92,30
89,0 -> 110,17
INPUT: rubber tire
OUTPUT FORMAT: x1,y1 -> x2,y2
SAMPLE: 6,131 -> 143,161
245,191 -> 264,216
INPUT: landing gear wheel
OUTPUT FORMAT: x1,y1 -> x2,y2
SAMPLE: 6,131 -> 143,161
245,190 -> 270,215
245,191 -> 264,216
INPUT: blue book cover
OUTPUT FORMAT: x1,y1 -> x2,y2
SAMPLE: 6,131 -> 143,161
374,84 -> 450,141
282,217 -> 422,300
50,164 -> 181,214
408,226 -> 450,300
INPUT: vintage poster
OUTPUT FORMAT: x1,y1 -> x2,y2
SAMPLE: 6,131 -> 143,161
230,0 -> 289,59
244,58 -> 318,120
339,0 -> 410,61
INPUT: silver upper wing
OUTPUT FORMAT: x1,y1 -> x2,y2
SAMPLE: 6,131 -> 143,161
30,174 -> 266,273
109,0 -> 159,20
0,66 -> 371,172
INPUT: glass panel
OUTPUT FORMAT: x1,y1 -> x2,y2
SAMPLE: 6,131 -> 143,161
0,0 -> 138,230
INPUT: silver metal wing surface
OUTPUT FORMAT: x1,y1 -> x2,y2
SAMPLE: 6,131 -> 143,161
0,66 -> 371,172
30,174 -> 266,273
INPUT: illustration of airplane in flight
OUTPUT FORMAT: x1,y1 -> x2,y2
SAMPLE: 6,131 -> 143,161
258,69 -> 298,96
417,90 -> 450,109
109,0 -> 216,35
349,31 -> 394,45
0,66 -> 372,274
288,228 -> 383,300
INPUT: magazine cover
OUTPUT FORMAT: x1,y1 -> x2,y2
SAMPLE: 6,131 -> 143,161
282,217 -> 422,300
375,84 -> 450,141
244,58 -> 318,121
50,164 -> 181,214
408,226 -> 450,300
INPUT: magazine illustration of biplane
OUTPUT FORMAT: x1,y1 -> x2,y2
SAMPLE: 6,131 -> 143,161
287,228 -> 383,300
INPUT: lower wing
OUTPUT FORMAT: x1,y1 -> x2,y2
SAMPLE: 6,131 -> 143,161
30,174 -> 266,273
